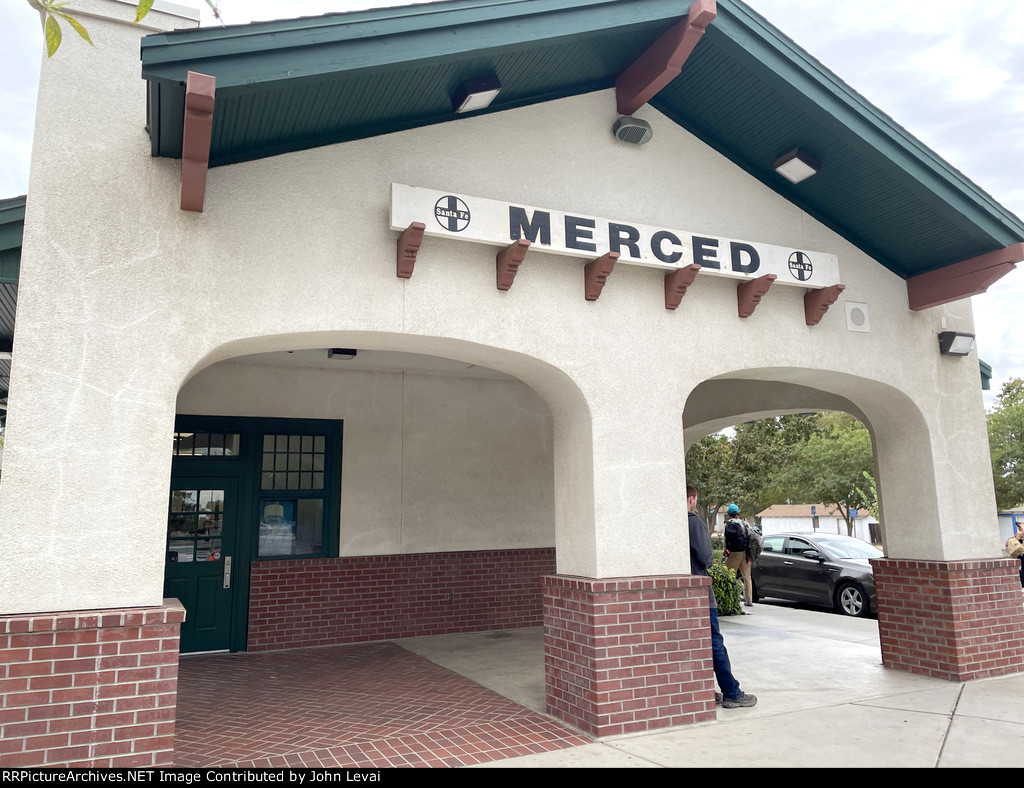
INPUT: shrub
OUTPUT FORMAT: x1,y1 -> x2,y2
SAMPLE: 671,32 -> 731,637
709,561 -> 743,616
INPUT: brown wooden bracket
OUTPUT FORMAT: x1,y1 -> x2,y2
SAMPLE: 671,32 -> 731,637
497,239 -> 530,290
584,252 -> 619,301
615,0 -> 717,116
396,222 -> 426,279
664,264 -> 702,310
907,243 -> 1024,310
804,284 -> 847,326
737,274 -> 777,317
181,71 -> 216,213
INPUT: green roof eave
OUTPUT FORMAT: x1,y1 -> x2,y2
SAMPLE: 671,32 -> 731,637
655,1 -> 1024,274
141,0 -> 681,89
0,195 -> 26,257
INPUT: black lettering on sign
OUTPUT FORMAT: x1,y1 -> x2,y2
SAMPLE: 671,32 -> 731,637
509,207 -> 552,245
693,236 -> 720,269
565,216 -> 597,252
608,223 -> 641,259
730,242 -> 760,274
651,231 -> 683,264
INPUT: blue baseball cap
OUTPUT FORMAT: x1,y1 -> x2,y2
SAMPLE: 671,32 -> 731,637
727,504 -> 739,515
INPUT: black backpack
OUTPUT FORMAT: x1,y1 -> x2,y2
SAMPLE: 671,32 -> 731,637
724,519 -> 748,552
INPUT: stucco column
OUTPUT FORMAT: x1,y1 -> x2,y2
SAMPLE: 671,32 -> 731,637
551,380 -> 690,579
0,0 -> 198,615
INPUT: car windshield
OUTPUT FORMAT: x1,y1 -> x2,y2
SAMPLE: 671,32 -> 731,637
813,537 -> 883,560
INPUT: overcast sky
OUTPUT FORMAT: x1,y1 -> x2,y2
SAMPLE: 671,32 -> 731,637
2,0 -> 1022,407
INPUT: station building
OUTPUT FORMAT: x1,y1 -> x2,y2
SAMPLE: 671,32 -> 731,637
2,0 -> 1024,767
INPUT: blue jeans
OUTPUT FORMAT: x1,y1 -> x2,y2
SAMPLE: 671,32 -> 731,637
710,608 -> 742,700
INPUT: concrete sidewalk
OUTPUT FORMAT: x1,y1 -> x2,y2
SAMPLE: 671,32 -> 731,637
401,602 -> 1024,768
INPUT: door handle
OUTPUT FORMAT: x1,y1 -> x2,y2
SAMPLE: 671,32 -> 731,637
223,556 -> 232,589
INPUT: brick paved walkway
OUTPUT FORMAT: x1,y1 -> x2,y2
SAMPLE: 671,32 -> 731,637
173,642 -> 589,767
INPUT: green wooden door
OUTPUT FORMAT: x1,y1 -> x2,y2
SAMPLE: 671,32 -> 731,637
164,476 -> 239,653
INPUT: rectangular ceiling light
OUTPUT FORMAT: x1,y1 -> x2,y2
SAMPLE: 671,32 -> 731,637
452,75 -> 502,114
774,148 -> 820,184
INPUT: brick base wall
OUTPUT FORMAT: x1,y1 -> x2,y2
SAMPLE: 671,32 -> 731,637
247,548 -> 555,650
0,601 -> 184,767
542,574 -> 716,737
873,558 -> 1024,681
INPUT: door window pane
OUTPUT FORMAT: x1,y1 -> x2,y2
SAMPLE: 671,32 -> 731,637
167,489 -> 225,564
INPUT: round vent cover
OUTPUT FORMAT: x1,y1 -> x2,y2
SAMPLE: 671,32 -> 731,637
612,117 -> 653,145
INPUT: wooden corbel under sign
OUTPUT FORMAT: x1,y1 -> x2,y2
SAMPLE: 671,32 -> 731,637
737,274 -> 776,318
804,284 -> 846,326
664,264 -> 702,310
497,239 -> 531,290
396,223 -> 426,278
584,252 -> 619,301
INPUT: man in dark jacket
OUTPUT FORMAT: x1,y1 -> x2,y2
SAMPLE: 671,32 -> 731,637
688,485 -> 757,709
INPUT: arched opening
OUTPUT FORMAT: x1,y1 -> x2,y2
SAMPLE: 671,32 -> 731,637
163,332 -> 595,765
684,367 -> 941,560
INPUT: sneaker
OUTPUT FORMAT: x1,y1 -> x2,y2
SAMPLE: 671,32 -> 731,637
744,602 -> 754,607
715,691 -> 723,705
722,693 -> 757,709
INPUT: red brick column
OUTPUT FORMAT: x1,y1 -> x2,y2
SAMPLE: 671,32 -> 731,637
542,574 -> 715,737
873,558 -> 1024,681
0,601 -> 185,767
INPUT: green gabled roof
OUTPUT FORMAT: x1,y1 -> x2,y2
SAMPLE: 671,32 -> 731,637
140,0 -> 1024,280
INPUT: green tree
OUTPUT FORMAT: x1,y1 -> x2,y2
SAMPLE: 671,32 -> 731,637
988,377 -> 1024,511
685,413 -> 820,530
28,0 -> 221,56
731,413 -> 818,519
685,433 -> 740,532
776,412 -> 875,535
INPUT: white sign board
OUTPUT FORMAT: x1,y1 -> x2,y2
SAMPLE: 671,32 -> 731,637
391,183 -> 840,288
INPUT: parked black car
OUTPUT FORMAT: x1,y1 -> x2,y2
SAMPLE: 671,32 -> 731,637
751,532 -> 883,617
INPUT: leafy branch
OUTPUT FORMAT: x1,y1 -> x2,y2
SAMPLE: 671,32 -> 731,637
28,0 -> 222,57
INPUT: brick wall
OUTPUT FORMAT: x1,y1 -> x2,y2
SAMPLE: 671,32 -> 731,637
543,574 -> 716,737
247,548 -> 555,650
873,558 -> 1024,681
0,602 -> 184,768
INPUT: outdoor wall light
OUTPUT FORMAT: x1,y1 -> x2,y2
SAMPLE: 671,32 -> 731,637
451,75 -> 502,114
938,330 -> 975,356
773,148 -> 821,184
328,348 -> 358,360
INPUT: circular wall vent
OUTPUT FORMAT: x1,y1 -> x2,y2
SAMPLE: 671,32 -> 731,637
612,116 -> 653,145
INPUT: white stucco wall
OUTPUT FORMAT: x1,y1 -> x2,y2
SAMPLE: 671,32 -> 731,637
0,0 -> 1001,614
176,360 -> 556,555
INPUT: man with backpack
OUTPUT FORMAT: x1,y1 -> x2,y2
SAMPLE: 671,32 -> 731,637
724,504 -> 760,609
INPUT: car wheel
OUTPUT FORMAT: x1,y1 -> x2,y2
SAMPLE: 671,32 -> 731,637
835,582 -> 870,618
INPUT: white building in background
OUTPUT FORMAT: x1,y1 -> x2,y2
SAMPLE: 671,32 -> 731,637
757,504 -> 879,544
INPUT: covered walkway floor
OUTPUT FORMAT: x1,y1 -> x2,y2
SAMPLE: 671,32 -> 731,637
173,604 -> 1024,768
173,634 -> 587,768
